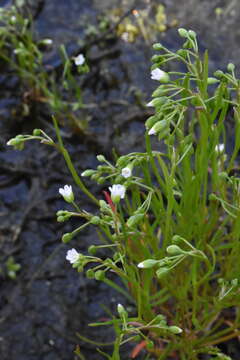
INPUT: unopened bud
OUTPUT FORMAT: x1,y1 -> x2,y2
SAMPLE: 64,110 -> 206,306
152,43 -> 163,50
127,213 -> 144,228
33,129 -> 41,136
90,216 -> 100,225
156,267 -> 169,279
178,28 -> 188,38
95,270 -> 105,281
169,326 -> 182,334
96,154 -> 106,162
207,77 -> 219,85
62,233 -> 72,243
166,245 -> 184,255
227,63 -> 235,72
138,259 -> 159,269
81,169 -> 95,177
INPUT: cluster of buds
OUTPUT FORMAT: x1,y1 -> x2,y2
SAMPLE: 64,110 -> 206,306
138,235 -> 207,279
81,154 -> 134,185
7,128 -> 54,150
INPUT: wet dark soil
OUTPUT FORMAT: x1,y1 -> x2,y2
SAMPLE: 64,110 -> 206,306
1,1 -> 240,359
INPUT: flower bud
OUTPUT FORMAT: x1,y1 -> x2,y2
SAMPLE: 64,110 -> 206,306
117,303 -> 127,318
97,154 -> 106,162
231,278 -> 238,287
178,28 -> 188,38
138,259 -> 159,269
166,245 -> 184,255
207,77 -> 219,85
148,120 -> 168,136
227,63 -> 235,72
151,68 -> 169,83
152,86 -> 168,97
156,267 -> 169,279
33,129 -> 41,136
127,213 -> 145,227
214,70 -> 224,78
188,30 -> 196,39
86,269 -> 95,279
172,235 -> 185,244
169,326 -> 183,334
145,115 -> 159,130
88,245 -> 97,255
62,233 -> 73,243
152,43 -> 163,50
95,270 -> 105,281
90,216 -> 101,225
81,169 -> 95,177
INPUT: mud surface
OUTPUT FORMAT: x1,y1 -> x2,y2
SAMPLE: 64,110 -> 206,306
0,1 -> 240,359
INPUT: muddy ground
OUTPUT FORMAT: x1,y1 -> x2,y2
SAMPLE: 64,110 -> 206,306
0,0 -> 240,359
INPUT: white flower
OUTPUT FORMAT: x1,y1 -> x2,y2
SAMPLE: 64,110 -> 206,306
151,68 -> 169,82
146,100 -> 154,107
59,185 -> 74,203
148,120 -> 168,136
42,38 -> 53,45
74,54 -> 85,66
109,184 -> 126,203
215,143 -> 225,153
66,248 -> 80,264
121,167 -> 132,178
148,127 -> 156,135
121,32 -> 129,42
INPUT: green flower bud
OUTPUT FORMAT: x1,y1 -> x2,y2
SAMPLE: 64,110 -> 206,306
166,245 -> 184,255
176,49 -> 187,58
156,267 -> 169,279
127,213 -> 145,227
33,129 -> 41,136
152,86 -> 168,98
178,28 -> 188,38
231,278 -> 238,287
57,216 -> 65,222
209,193 -> 218,201
117,303 -> 127,318
169,326 -> 182,334
188,30 -> 196,39
218,172 -> 228,180
214,70 -> 224,78
97,177 -> 105,185
138,259 -> 159,269
152,43 -> 163,50
88,245 -> 97,255
95,270 -> 105,281
227,63 -> 235,72
148,120 -> 168,136
172,235 -> 185,244
86,269 -> 95,279
90,216 -> 101,225
207,77 -> 219,85
116,156 -> 127,167
151,54 -> 163,63
145,115 -> 159,130
96,154 -> 106,162
81,169 -> 95,177
62,233 -> 72,243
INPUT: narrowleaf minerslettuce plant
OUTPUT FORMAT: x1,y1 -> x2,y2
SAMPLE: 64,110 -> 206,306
0,5 -> 89,130
7,29 -> 240,359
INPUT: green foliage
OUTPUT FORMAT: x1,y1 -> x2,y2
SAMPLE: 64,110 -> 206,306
7,29 -> 240,359
0,6 -> 89,130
